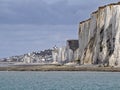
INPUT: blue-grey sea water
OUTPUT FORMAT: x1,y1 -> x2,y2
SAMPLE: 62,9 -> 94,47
0,71 -> 120,90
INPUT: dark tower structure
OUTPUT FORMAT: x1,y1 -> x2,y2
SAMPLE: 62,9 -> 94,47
67,40 -> 79,53
66,40 -> 79,62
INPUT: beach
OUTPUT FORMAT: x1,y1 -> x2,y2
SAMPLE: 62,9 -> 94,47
0,65 -> 120,72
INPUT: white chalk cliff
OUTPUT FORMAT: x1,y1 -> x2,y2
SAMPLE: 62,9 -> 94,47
79,2 -> 120,66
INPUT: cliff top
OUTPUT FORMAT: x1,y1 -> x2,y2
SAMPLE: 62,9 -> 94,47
80,2 -> 120,24
80,18 -> 91,24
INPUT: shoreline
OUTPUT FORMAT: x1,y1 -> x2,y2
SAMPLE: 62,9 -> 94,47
0,65 -> 120,72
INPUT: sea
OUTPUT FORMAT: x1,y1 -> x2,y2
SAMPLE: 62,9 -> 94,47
0,71 -> 120,90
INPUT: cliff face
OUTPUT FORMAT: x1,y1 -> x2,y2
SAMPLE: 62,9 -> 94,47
52,40 -> 79,64
52,46 -> 67,63
79,2 -> 120,66
66,40 -> 79,62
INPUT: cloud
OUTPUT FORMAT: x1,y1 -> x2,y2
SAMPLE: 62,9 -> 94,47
0,24 -> 77,58
0,0 -> 120,58
44,0 -> 61,4
0,0 -> 119,25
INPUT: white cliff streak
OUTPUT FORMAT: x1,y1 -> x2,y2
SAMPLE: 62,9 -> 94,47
52,40 -> 79,64
78,2 -> 120,66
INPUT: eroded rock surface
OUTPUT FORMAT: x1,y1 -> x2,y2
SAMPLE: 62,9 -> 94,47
79,2 -> 120,66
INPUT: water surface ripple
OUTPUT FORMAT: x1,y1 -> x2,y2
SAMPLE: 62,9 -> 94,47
0,71 -> 120,90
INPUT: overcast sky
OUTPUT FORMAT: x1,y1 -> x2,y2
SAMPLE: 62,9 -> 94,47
0,0 -> 119,58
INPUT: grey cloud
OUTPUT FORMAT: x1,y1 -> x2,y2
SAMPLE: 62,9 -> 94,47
0,24 -> 77,58
0,0 -> 120,58
0,0 -> 119,25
